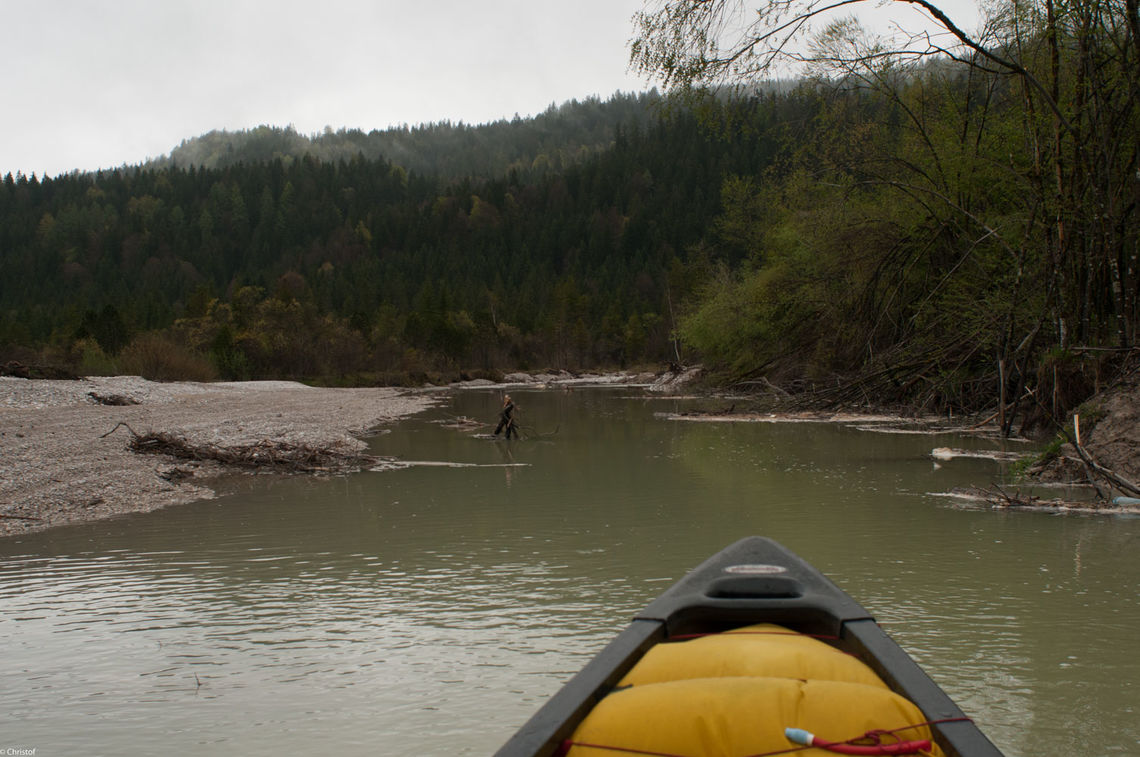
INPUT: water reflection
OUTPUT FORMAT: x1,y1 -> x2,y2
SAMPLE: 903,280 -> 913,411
1,389 -> 1137,756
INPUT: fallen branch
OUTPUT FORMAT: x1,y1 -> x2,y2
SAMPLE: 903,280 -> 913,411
100,421 -> 141,439
436,415 -> 488,430
88,391 -> 140,406
1066,414 -> 1140,499
735,377 -> 791,398
967,408 -> 1000,430
1070,415 -> 1110,500
986,483 -> 1039,507
132,431 -> 378,472
944,485 -> 1122,511
103,423 -> 385,474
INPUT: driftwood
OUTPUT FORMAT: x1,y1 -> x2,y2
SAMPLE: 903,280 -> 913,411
100,422 -> 142,439
982,484 -> 1039,507
734,377 -> 791,398
1,361 -> 79,380
102,422 -> 384,473
945,485 -> 1040,508
436,415 -> 488,430
947,485 -> 1128,511
157,465 -> 197,482
88,391 -> 140,406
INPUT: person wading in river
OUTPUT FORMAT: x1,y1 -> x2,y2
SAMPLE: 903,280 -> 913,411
494,394 -> 518,440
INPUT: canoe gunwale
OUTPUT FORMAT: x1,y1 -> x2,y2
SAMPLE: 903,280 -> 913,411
494,537 -> 1004,757
494,619 -> 665,756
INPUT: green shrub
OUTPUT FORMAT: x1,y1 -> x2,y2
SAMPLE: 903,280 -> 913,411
118,333 -> 218,382
74,338 -> 118,376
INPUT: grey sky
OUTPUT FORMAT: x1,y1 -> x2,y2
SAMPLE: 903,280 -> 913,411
4,0 -> 651,177
3,0 -> 982,179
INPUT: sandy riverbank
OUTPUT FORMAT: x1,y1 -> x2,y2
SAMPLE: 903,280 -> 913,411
0,376 -> 436,537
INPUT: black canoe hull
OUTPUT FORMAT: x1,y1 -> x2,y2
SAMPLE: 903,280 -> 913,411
495,536 -> 1003,757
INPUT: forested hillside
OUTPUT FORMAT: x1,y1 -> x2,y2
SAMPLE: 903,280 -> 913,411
0,93 -> 779,382
4,0 -> 1138,436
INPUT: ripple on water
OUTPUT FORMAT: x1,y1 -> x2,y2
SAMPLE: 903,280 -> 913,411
3,391 -> 1140,756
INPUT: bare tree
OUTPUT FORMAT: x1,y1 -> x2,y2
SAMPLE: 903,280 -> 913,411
631,0 -> 1067,120
631,0 -> 1139,428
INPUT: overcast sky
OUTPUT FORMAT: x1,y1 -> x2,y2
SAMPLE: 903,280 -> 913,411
3,0 -> 982,179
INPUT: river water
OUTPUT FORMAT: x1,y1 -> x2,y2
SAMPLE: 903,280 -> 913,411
1,388 -> 1138,756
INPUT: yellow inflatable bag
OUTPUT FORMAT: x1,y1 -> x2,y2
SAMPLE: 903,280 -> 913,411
618,623 -> 887,690
565,676 -> 944,757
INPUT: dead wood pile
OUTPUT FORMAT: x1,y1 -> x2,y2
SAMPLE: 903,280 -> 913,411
88,391 -> 140,406
2,361 -> 79,380
103,423 -> 386,474
949,485 -> 1137,512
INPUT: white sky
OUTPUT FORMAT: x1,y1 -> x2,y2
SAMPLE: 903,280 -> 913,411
2,0 -> 983,179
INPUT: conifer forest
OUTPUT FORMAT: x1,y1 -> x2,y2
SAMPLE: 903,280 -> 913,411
2,0 -> 1137,428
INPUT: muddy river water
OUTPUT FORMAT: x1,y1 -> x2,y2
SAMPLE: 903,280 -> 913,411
1,388 -> 1138,755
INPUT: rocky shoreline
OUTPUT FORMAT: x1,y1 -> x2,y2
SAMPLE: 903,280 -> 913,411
0,376 -> 436,538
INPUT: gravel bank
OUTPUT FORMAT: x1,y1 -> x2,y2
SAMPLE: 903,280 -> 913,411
0,376 -> 435,537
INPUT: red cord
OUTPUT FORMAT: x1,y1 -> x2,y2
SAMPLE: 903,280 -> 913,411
799,736 -> 932,755
556,739 -> 691,756
557,718 -> 973,757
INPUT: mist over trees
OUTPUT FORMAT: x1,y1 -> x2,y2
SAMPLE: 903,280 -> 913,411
148,94 -> 659,179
